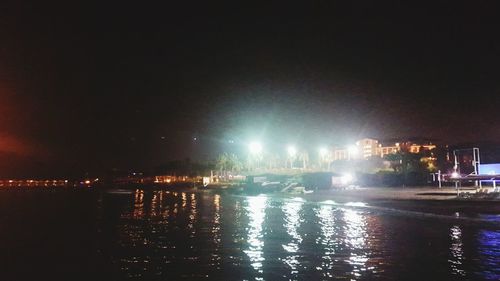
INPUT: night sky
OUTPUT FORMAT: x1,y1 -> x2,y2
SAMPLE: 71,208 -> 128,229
1,1 -> 499,177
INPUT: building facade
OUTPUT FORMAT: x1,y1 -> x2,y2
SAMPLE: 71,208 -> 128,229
357,138 -> 380,159
333,138 -> 437,161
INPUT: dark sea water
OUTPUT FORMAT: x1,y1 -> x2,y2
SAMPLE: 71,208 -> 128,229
0,189 -> 499,281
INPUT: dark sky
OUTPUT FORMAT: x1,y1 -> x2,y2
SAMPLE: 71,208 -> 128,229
1,1 -> 499,177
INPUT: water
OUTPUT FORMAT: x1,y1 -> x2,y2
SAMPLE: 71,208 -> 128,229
0,189 -> 499,280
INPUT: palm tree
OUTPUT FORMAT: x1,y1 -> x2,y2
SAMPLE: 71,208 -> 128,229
227,153 -> 243,172
216,153 -> 243,178
298,151 -> 309,169
385,151 -> 428,186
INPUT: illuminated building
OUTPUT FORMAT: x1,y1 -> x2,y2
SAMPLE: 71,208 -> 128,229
334,148 -> 349,161
333,138 -> 437,161
378,142 -> 400,158
356,138 -> 380,159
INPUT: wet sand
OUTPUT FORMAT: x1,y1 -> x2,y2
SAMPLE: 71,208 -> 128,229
299,186 -> 500,215
306,186 -> 463,202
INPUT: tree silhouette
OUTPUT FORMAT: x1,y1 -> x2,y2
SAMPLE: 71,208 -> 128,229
384,151 -> 428,186
216,153 -> 243,173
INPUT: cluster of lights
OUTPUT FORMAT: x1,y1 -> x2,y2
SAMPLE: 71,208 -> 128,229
248,142 -> 332,158
0,179 -> 69,188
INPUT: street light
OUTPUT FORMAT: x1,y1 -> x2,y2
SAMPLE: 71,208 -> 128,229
249,141 -> 262,155
319,147 -> 328,158
248,141 -> 263,170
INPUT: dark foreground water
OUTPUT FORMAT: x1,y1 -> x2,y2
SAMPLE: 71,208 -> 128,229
0,189 -> 499,281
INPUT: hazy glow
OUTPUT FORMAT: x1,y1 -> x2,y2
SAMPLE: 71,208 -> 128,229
249,141 -> 263,154
348,145 -> 359,155
287,145 -> 297,157
319,147 -> 328,157
341,174 -> 354,185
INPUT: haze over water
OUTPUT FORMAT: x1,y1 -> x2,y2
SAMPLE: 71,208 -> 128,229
1,189 -> 499,280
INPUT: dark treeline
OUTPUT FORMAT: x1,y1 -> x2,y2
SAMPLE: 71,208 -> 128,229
154,158 -> 215,177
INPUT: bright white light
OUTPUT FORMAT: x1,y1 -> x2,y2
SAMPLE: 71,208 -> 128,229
451,172 -> 460,178
341,174 -> 354,185
319,147 -> 328,157
287,145 -> 297,157
249,141 -> 262,154
348,145 -> 359,155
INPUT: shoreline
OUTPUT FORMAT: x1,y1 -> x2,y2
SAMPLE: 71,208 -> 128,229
305,186 -> 462,202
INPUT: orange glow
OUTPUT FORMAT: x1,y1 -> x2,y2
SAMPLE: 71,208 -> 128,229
0,179 -> 69,188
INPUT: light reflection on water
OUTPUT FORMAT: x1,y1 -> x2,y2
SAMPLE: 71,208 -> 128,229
210,194 -> 221,269
187,192 -> 197,237
282,198 -> 304,276
343,208 -> 370,278
243,195 -> 267,276
102,191 -> 500,281
316,204 -> 340,279
449,225 -> 466,277
132,189 -> 144,219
